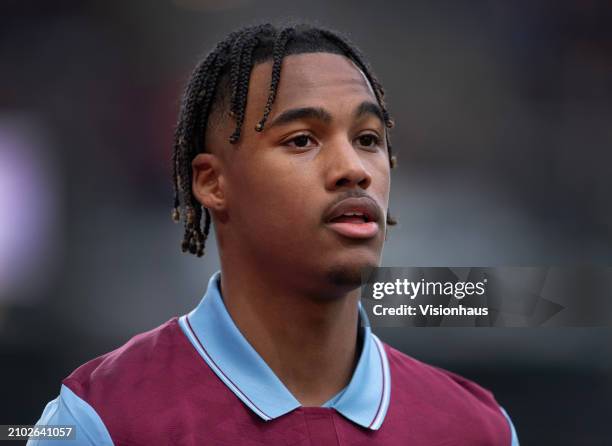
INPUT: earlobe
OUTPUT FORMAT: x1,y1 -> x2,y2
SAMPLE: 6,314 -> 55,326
191,153 -> 225,211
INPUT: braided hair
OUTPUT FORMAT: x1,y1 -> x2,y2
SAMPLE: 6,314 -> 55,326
172,23 -> 397,257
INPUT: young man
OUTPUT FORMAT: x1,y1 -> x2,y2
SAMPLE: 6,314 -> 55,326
31,24 -> 519,445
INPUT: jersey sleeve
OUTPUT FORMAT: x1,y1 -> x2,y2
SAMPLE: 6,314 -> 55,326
499,406 -> 520,446
27,384 -> 113,446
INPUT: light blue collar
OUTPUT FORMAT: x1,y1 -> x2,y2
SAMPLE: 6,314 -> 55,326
178,271 -> 391,430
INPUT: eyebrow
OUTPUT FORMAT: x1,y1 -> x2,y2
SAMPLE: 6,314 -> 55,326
265,101 -> 385,130
266,107 -> 332,129
354,101 -> 385,124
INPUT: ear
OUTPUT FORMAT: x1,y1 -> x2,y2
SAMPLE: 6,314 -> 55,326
192,153 -> 226,211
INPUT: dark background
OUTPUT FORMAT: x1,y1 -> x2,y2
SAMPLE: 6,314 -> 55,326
1,1 -> 611,444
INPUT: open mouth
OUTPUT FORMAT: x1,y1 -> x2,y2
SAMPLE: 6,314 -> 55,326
329,212 -> 372,224
323,196 -> 382,239
326,210 -> 379,239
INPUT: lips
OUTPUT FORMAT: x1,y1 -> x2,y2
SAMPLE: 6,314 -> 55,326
325,197 -> 381,223
324,196 -> 382,239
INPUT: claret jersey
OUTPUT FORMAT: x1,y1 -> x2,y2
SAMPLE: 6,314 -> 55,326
30,271 -> 519,445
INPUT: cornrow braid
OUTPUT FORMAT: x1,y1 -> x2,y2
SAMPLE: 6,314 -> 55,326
171,23 -> 398,257
229,25 -> 271,143
173,37 -> 235,255
255,27 -> 295,132
228,32 -> 248,115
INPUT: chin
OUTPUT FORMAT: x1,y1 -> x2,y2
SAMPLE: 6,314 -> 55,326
323,256 -> 380,292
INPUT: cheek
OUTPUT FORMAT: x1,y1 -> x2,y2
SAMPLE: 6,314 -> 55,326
227,156 -> 318,232
365,155 -> 391,204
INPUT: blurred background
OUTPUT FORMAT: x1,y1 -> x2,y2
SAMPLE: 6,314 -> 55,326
1,0 -> 611,444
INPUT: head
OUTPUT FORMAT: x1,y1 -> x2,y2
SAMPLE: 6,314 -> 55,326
172,23 -> 397,294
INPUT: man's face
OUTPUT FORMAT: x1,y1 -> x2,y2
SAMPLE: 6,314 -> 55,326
208,52 -> 391,295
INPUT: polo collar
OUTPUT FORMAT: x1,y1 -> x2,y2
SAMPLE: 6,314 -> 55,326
178,271 -> 391,430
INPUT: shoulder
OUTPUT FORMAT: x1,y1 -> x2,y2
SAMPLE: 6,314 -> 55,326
379,340 -> 519,445
33,317 -> 228,445
382,341 -> 500,409
63,317 -> 187,397
55,317 -> 222,443
60,317 -> 213,429
31,318 -> 196,445
381,340 -> 515,437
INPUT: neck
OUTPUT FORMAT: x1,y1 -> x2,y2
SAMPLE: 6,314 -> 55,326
219,264 -> 361,407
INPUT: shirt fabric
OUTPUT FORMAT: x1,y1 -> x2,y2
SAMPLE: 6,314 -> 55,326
30,271 -> 520,445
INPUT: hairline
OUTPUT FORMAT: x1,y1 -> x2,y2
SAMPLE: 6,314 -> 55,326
207,50 -> 376,141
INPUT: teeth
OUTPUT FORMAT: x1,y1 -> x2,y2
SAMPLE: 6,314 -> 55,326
338,211 -> 369,222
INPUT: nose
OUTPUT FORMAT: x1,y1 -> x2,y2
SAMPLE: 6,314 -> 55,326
324,137 -> 373,191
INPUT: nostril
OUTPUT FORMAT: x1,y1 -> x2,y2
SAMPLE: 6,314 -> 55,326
335,178 -> 351,187
358,177 -> 370,188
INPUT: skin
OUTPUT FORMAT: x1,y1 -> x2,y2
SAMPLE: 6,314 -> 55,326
192,52 -> 391,406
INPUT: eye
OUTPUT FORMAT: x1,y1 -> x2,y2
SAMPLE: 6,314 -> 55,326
356,133 -> 381,149
283,133 -> 318,149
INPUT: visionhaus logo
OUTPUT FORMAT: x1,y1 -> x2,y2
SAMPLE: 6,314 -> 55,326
360,267 -> 496,327
370,277 -> 489,317
361,267 -> 612,327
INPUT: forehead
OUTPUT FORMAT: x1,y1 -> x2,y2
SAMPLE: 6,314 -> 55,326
249,52 -> 377,114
